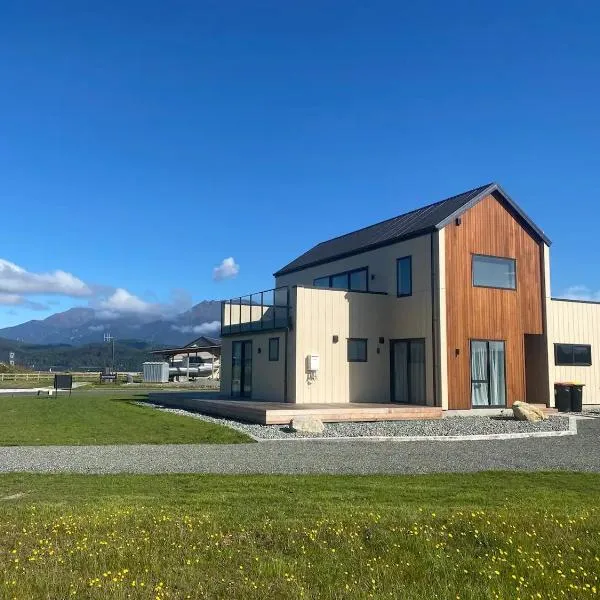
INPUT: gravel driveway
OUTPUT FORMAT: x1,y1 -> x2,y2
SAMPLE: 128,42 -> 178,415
0,417 -> 598,475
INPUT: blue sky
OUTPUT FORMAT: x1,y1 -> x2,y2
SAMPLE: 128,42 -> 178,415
1,0 -> 599,328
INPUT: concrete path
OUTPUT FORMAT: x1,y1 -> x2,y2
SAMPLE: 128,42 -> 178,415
0,418 -> 598,475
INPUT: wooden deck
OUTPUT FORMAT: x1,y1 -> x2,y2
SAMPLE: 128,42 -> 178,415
153,395 -> 443,425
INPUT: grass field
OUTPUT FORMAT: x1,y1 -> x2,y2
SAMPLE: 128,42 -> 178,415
0,393 -> 251,445
0,472 -> 597,599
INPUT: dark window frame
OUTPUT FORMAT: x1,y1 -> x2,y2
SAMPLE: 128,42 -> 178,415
268,337 -> 280,361
469,338 -> 507,408
472,254 -> 517,291
347,338 -> 368,363
396,256 -> 412,297
554,343 -> 592,366
312,266 -> 369,292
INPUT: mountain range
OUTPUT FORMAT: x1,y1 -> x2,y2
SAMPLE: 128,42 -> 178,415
0,301 -> 222,347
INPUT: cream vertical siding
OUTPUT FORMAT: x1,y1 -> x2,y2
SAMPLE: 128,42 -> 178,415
279,234 -> 435,405
549,298 -> 600,405
542,243 -> 555,406
293,282 -> 435,405
219,331 -> 287,402
276,235 -> 431,296
220,336 -> 233,397
434,229 -> 449,410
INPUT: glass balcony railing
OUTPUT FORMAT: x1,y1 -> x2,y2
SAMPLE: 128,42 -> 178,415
221,287 -> 291,335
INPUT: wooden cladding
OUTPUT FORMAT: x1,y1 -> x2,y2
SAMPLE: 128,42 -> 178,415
445,194 -> 544,409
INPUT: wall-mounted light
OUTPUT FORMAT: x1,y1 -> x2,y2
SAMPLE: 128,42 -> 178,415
455,348 -> 460,357
257,347 -> 262,354
376,348 -> 380,354
455,217 -> 462,226
332,335 -> 339,343
379,337 -> 385,344
371,274 -> 375,280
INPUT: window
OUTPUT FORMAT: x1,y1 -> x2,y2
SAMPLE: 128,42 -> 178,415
268,337 -> 280,361
331,273 -> 348,289
472,255 -> 516,290
554,344 -> 592,366
349,269 -> 367,291
347,338 -> 367,362
312,268 -> 368,292
397,256 -> 412,297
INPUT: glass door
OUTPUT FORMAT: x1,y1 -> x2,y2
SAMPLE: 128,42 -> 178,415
470,340 -> 506,407
391,339 -> 426,404
231,340 -> 252,398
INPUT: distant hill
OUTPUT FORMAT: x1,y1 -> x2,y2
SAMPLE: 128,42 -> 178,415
0,301 -> 222,347
0,337 -> 162,372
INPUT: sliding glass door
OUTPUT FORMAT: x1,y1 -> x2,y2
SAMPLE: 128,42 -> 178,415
470,340 -> 506,407
231,340 -> 253,398
391,339 -> 426,404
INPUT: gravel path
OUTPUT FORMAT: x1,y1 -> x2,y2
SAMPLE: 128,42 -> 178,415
149,405 -> 572,439
0,417 -> 598,475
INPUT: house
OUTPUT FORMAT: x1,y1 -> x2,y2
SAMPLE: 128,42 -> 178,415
149,336 -> 221,379
220,183 -> 599,410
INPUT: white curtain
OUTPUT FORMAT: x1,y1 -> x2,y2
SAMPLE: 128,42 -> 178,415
489,341 -> 506,406
471,341 -> 488,406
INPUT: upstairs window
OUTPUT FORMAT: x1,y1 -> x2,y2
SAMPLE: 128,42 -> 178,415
472,255 -> 516,290
396,256 -> 412,297
554,343 -> 592,366
312,268 -> 368,292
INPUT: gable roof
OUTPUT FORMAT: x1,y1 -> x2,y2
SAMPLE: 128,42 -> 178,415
274,182 -> 550,277
184,335 -> 220,348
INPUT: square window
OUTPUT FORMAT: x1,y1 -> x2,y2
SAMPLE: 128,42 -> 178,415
268,337 -> 280,361
347,338 -> 367,362
349,269 -> 368,291
330,273 -> 349,289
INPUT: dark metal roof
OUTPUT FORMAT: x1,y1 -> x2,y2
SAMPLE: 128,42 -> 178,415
274,182 -> 550,276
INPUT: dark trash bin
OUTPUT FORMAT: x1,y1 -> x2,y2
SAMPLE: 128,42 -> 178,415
554,383 -> 572,412
570,384 -> 584,412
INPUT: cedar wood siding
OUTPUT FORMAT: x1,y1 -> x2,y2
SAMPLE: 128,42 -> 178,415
444,194 -> 544,409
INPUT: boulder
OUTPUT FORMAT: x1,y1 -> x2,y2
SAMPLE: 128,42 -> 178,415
512,401 -> 547,422
289,416 -> 325,434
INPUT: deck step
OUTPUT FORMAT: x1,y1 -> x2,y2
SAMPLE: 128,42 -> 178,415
150,395 -> 443,425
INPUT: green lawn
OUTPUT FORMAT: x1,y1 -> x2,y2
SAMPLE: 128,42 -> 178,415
0,472 -> 598,599
0,393 -> 251,445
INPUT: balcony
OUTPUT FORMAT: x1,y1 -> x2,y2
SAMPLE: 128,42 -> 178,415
221,287 -> 291,336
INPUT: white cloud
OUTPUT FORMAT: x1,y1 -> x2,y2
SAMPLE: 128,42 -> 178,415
560,285 -> 600,302
99,288 -> 157,315
88,324 -> 105,332
95,288 -> 194,319
0,258 -> 197,321
213,257 -> 240,281
171,321 -> 221,335
0,293 -> 48,311
0,259 -> 90,296
0,293 -> 22,305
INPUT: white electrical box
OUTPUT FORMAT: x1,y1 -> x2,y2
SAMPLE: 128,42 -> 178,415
306,354 -> 320,372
